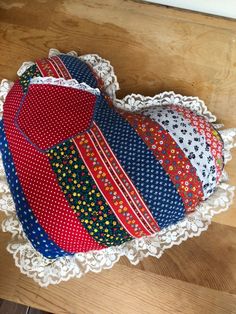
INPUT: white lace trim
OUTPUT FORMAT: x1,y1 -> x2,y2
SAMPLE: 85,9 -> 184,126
16,49 -> 79,76
79,54 -> 120,100
115,93 -> 236,164
48,48 -> 120,100
0,81 -> 235,287
16,48 -> 119,100
0,79 -> 13,119
219,129 -> 236,163
115,92 -> 217,122
17,61 -> 35,76
30,77 -> 100,96
48,48 -> 78,58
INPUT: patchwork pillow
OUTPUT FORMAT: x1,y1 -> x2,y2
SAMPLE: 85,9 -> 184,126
0,49 -> 235,286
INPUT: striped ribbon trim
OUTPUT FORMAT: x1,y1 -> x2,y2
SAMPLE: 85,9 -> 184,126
36,57 -> 73,80
36,58 -> 60,77
73,125 -> 160,238
49,56 -> 72,80
91,122 -> 160,233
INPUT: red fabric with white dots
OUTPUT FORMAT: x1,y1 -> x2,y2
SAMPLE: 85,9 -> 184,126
16,84 -> 97,151
3,81 -> 105,252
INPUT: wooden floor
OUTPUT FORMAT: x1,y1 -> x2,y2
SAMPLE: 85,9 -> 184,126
0,298 -> 51,314
0,0 -> 236,313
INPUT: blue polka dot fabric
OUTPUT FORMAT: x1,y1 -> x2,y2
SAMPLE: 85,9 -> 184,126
59,54 -> 98,88
94,97 -> 186,228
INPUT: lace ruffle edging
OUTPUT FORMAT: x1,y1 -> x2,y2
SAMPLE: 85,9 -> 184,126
0,80 -> 236,287
115,93 -> 236,163
115,92 -> 217,122
30,77 -> 100,96
16,48 -> 120,100
0,80 -> 13,119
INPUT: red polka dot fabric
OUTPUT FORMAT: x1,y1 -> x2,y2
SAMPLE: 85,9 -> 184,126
3,81 -> 105,253
16,84 -> 97,151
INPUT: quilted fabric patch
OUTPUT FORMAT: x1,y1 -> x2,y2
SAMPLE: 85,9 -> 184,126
16,82 -> 99,151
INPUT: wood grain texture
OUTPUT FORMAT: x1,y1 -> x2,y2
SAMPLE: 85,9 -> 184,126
1,226 -> 236,314
0,0 -> 236,313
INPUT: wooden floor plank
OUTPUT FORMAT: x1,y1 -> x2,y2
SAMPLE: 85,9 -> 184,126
1,262 -> 236,314
1,221 -> 236,313
120,222 -> 236,294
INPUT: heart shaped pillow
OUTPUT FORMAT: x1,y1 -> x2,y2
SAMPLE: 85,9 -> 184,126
0,49 -> 235,286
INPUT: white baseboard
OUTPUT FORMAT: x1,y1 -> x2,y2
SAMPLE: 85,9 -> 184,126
144,0 -> 236,19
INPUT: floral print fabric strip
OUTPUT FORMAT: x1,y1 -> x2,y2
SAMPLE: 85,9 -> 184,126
47,140 -> 133,247
19,64 -> 41,92
170,105 -> 224,183
121,111 -> 204,212
142,106 -> 218,199
73,126 -> 159,238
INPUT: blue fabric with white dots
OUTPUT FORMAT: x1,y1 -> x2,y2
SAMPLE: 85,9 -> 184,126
0,120 -> 70,259
59,55 -> 98,88
94,98 -> 186,228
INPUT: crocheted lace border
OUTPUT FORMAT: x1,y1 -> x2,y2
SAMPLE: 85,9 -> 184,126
0,51 -> 235,287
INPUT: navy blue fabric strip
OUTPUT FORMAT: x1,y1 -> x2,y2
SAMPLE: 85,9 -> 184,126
59,55 -> 98,88
0,120 -> 71,258
94,99 -> 186,229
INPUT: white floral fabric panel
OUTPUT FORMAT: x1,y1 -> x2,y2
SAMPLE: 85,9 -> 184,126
141,106 -> 217,199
